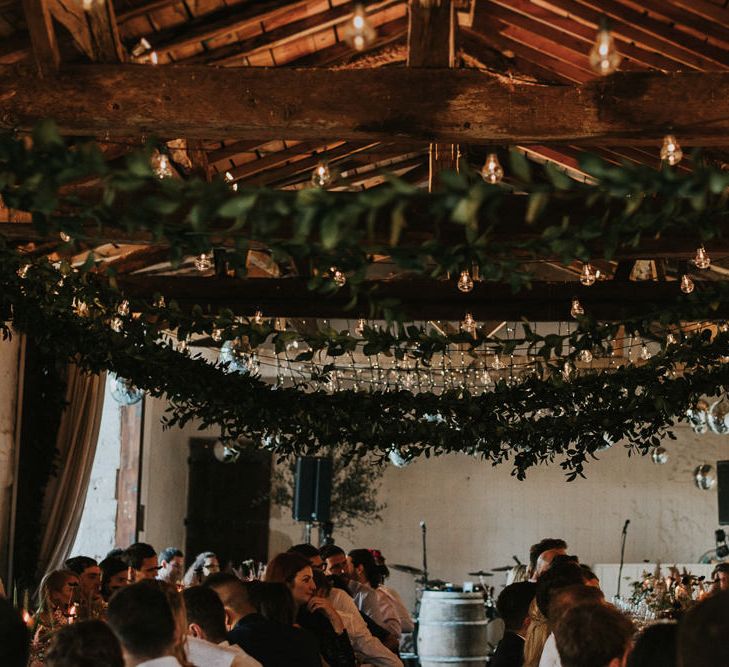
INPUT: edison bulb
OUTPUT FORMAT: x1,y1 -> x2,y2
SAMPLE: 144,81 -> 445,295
562,360 -> 573,380
491,355 -> 504,371
640,344 -> 652,360
211,327 -> 223,343
117,300 -> 130,317
224,171 -> 238,192
194,253 -> 212,272
660,135 -> 683,166
311,162 -> 333,188
589,29 -> 622,75
680,274 -> 694,294
666,333 -> 677,346
343,4 -> 376,51
571,298 -> 585,318
481,153 -> 504,184
59,231 -> 72,243
651,447 -> 669,464
580,262 -> 597,286
457,270 -> 474,293
151,150 -> 173,178
694,246 -> 711,270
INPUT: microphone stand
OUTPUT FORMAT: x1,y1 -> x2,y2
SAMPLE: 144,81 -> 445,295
420,520 -> 428,586
617,519 -> 630,598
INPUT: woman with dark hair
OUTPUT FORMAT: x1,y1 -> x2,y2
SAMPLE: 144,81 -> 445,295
370,549 -> 414,635
251,581 -> 297,626
626,622 -> 677,667
46,620 -> 123,667
348,549 -> 402,641
99,557 -> 129,602
183,551 -> 220,587
265,552 -> 356,667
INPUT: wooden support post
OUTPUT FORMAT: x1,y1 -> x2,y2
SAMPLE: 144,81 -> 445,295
22,0 -> 60,77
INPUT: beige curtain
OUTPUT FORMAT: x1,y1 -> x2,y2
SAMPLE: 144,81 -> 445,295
37,365 -> 106,575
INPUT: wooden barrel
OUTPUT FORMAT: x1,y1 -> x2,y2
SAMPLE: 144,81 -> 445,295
417,591 -> 489,666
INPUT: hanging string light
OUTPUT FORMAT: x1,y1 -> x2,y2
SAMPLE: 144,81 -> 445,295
481,153 -> 504,184
570,298 -> 585,318
562,360 -> 574,381
130,37 -> 158,64
491,355 -> 504,371
660,135 -> 683,166
680,274 -> 695,294
589,26 -> 622,75
211,327 -> 223,342
72,298 -> 89,317
311,161 -> 333,188
117,300 -> 130,317
194,253 -> 212,272
59,231 -> 72,243
224,171 -> 238,192
153,295 -> 166,308
457,270 -> 474,293
331,266 -> 347,287
651,447 -> 669,464
640,344 -> 652,360
150,150 -> 174,178
79,0 -> 104,10
17,264 -> 30,279
461,312 -> 476,333
666,333 -> 678,346
579,262 -> 597,286
694,246 -> 711,270
343,4 -> 376,51
110,316 -> 123,332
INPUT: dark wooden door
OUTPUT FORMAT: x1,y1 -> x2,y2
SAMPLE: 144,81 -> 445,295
185,439 -> 271,569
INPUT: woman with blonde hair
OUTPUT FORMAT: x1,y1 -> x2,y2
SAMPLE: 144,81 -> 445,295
30,570 -> 80,665
522,598 -> 549,667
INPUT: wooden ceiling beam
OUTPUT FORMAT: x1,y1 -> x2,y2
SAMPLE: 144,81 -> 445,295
113,275 -> 726,321
8,65 -> 729,144
227,140 -> 334,182
22,0 -> 60,76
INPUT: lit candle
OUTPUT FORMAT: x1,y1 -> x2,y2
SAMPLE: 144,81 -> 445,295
68,603 -> 78,624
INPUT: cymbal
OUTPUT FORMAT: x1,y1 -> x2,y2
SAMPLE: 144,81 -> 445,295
391,563 -> 425,576
467,570 -> 494,577
490,566 -> 514,572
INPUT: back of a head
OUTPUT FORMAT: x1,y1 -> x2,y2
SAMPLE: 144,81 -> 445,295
627,622 -> 678,667
123,542 -> 157,570
529,538 -> 568,572
548,584 -> 604,624
348,548 -> 382,588
554,603 -> 633,667
264,552 -> 309,584
288,543 -> 320,559
497,581 -> 537,632
204,573 -> 253,617
107,583 -> 175,661
535,562 -> 586,619
320,544 -> 345,560
678,590 -> 729,667
252,581 -> 296,626
64,556 -> 98,576
46,620 -> 123,667
0,598 -> 29,667
183,586 -> 227,644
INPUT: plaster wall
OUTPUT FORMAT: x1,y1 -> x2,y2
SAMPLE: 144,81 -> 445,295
0,335 -> 20,583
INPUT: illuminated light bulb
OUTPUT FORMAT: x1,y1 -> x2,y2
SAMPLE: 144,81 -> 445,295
153,295 -> 165,308
461,312 -> 476,333
311,161 -> 333,188
491,355 -> 504,371
59,231 -> 72,243
580,262 -> 597,286
562,360 -> 573,380
224,171 -> 238,192
72,298 -> 89,317
578,349 -> 593,363
17,264 -> 30,279
150,150 -> 173,178
253,310 -> 264,325
457,270 -> 474,293
680,274 -> 694,294
694,246 -> 711,270
721,322 -> 729,333
651,447 -> 669,465
80,0 -> 104,10
660,135 -> 683,166
194,253 -> 212,272
666,333 -> 677,346
481,153 -> 504,184
589,28 -> 621,75
343,4 -> 376,51
331,267 -> 347,287
117,300 -> 130,317
110,317 -> 123,332
355,318 -> 366,336
570,298 -> 585,318
640,344 -> 652,360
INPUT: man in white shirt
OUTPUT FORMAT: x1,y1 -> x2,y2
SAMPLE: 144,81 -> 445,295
107,583 -> 182,667
183,586 -> 262,667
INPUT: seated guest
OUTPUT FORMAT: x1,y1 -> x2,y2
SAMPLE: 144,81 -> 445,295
710,562 -> 729,593
348,548 -> 401,640
183,551 -> 220,587
528,539 -> 567,582
677,589 -> 729,667
100,556 -> 129,602
523,599 -> 550,667
46,619 -> 123,667
123,543 -> 159,582
321,544 -> 348,578
158,548 -> 185,586
313,570 -> 403,667
64,556 -> 103,619
107,583 -> 181,666
0,597 -> 29,667
288,543 -> 325,571
553,603 -> 633,667
265,551 -> 356,667
183,585 -> 261,667
627,622 -> 677,667
371,549 -> 415,634
31,569 -> 80,664
205,573 -> 320,667
492,581 -> 537,667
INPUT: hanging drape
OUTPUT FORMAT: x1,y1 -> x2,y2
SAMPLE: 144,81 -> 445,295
36,365 -> 106,575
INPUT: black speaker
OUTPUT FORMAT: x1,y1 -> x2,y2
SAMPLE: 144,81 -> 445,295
718,460 -> 729,525
293,457 -> 332,523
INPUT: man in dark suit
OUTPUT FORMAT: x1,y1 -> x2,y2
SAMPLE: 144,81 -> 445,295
491,581 -> 537,667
